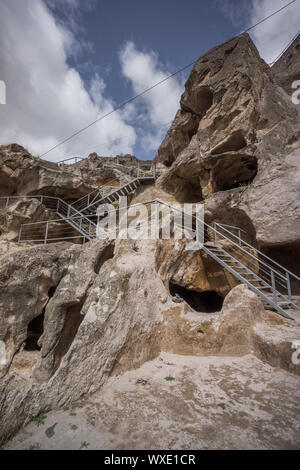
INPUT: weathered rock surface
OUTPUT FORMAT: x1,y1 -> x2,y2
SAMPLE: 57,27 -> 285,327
1,32 -> 300,451
0,198 -> 55,241
155,33 -> 300,251
5,353 -> 300,450
156,238 -> 259,299
0,144 -> 147,201
0,236 -> 297,446
272,33 -> 300,98
0,242 -> 81,377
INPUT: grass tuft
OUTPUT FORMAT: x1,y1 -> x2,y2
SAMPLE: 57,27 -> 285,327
32,413 -> 46,426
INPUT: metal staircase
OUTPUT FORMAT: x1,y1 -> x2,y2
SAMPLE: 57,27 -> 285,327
5,193 -> 300,320
1,162 -> 155,243
71,162 -> 155,215
0,195 -> 97,242
201,244 -> 296,319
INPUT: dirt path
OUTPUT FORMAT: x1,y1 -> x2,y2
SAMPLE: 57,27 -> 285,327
4,353 -> 300,450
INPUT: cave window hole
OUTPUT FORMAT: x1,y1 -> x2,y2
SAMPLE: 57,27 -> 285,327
24,312 -> 45,351
169,282 -> 223,313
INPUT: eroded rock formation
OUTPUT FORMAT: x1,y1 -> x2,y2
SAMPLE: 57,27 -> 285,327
0,32 -> 300,447
0,144 -> 146,201
155,33 -> 300,256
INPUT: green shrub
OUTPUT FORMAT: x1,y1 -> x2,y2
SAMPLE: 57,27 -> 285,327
80,441 -> 90,450
61,267 -> 69,278
32,413 -> 46,426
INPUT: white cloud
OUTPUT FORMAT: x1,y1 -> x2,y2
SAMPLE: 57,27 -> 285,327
119,41 -> 183,152
0,0 -> 136,161
248,0 -> 300,64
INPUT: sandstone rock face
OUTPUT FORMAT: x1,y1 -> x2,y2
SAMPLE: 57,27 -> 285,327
155,33 -> 300,254
0,235 -> 295,446
156,239 -> 238,297
1,32 -> 300,449
0,144 -> 146,201
0,198 -> 55,241
156,238 -> 259,300
0,242 -> 81,377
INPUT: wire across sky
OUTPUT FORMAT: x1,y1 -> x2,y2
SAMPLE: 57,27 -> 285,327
40,0 -> 299,160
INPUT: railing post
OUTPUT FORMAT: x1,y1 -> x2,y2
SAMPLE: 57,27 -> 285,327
44,222 -> 49,244
286,271 -> 292,303
238,229 -> 241,246
5,197 -> 9,209
214,223 -> 218,247
56,199 -> 59,213
153,163 -> 156,180
271,270 -> 276,303
40,196 -> 43,205
18,225 -> 22,243
196,217 -> 200,244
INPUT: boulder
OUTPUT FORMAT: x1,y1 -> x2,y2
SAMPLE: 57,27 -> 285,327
155,33 -> 300,250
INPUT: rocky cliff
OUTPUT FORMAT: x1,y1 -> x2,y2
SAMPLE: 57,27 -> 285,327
0,33 -> 300,448
155,33 -> 300,277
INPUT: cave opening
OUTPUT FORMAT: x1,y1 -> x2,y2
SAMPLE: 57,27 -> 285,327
169,282 -> 224,312
212,155 -> 258,192
52,301 -> 85,374
94,242 -> 115,274
261,242 -> 300,294
195,86 -> 214,115
24,312 -> 45,351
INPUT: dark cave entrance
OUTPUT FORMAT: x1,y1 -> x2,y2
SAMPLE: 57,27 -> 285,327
24,284 -> 57,351
212,155 -> 258,192
169,282 -> 224,312
194,86 -> 214,116
24,312 -> 44,351
52,301 -> 85,374
261,242 -> 300,294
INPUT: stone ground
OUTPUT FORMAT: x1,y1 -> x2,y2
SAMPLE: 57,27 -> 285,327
4,352 -> 300,450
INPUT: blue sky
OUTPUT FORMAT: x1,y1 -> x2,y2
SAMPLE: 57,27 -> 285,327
53,0 -> 249,103
0,0 -> 299,161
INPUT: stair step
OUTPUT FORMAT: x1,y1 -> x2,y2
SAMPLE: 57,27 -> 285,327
242,275 -> 259,280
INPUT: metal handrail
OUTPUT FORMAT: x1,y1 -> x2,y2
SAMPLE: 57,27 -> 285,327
71,162 -> 156,210
3,194 -> 98,243
16,197 -> 299,316
213,222 -> 300,283
18,197 -> 299,293
94,198 -> 298,287
57,156 -> 85,164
